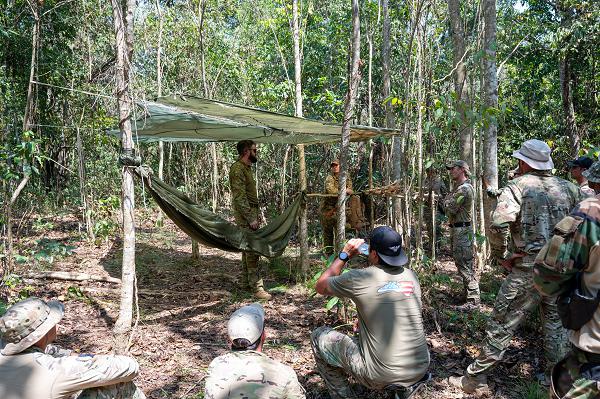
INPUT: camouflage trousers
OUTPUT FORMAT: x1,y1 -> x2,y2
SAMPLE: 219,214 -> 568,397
311,326 -> 380,399
467,261 -> 569,376
75,381 -> 145,399
234,215 -> 262,291
321,214 -> 336,257
450,226 -> 480,301
550,347 -> 600,399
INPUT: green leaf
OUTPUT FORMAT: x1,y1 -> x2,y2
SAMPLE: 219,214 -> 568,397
325,296 -> 339,310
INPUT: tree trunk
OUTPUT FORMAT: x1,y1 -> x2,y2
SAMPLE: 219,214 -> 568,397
110,0 -> 137,355
557,1 -> 578,157
336,0 -> 361,251
292,0 -> 308,276
448,0 -> 472,167
482,0 -> 498,240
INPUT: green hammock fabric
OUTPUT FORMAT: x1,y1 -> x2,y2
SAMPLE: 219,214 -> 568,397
134,167 -> 305,258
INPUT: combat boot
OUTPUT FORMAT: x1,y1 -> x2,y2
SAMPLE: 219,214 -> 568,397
254,288 -> 272,300
448,373 -> 488,394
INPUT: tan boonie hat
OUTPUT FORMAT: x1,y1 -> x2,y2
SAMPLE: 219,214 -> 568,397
446,160 -> 471,176
0,297 -> 64,355
512,139 -> 554,170
583,161 -> 600,183
227,303 -> 264,344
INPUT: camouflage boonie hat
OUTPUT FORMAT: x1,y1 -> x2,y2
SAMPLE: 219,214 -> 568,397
583,161 -> 600,183
446,160 -> 471,176
0,297 -> 64,355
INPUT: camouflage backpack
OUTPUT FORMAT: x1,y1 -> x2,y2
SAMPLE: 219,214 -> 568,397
534,197 -> 600,330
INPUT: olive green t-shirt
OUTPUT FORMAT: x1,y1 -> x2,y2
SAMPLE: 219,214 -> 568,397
328,265 -> 430,385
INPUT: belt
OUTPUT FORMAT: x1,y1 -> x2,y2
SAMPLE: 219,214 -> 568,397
450,222 -> 471,228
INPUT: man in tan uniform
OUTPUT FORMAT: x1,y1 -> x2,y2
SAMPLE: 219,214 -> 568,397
568,156 -> 596,197
229,140 -> 271,300
312,226 -> 430,398
204,303 -> 305,398
444,160 -> 480,305
0,297 -> 144,399
320,159 -> 353,256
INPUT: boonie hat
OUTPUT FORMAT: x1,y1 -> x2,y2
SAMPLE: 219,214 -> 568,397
227,303 -> 264,344
446,160 -> 471,176
512,139 -> 554,170
583,161 -> 600,184
568,156 -> 594,169
0,297 -> 64,355
367,226 -> 408,267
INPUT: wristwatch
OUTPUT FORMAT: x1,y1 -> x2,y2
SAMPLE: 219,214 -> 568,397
338,252 -> 350,262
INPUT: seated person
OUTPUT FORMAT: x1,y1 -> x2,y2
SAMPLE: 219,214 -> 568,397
311,226 -> 430,398
0,297 -> 144,399
204,303 -> 305,399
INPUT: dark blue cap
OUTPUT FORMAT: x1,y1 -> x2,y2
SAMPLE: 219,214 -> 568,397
368,226 -> 408,267
568,156 -> 594,169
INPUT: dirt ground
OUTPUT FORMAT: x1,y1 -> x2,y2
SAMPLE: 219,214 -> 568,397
5,212 -> 547,399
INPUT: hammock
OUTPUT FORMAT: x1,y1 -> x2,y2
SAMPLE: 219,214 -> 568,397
134,166 -> 305,258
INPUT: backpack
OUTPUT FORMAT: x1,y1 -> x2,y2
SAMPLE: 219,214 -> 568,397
534,210 -> 600,330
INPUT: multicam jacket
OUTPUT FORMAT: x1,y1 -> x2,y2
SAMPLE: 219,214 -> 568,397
204,350 -> 306,399
534,196 -> 600,352
229,160 -> 259,225
443,180 -> 473,224
489,171 -> 582,261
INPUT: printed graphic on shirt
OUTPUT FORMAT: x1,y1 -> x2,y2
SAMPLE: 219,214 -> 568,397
377,281 -> 415,296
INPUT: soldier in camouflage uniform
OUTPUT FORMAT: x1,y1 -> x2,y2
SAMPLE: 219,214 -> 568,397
443,160 -> 480,305
0,297 -> 144,399
229,140 -> 271,300
450,139 -> 583,394
204,303 -> 305,399
568,156 -> 597,197
320,159 -> 353,256
424,167 -> 448,251
534,160 -> 600,399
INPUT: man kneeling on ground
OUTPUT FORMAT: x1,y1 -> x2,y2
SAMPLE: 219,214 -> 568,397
311,226 -> 430,399
204,303 -> 306,399
0,297 -> 144,399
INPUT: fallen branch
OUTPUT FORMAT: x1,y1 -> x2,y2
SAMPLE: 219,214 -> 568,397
24,271 -> 121,284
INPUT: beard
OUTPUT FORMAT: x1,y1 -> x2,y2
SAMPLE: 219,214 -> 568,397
249,154 -> 258,163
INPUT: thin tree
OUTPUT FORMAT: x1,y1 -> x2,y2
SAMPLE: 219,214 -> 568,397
110,0 -> 137,355
292,0 -> 309,276
336,0 -> 361,251
482,0 -> 498,236
448,0 -> 473,166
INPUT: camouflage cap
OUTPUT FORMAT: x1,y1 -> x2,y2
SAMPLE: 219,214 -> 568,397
446,160 -> 471,176
0,297 -> 64,355
583,161 -> 600,183
330,159 -> 340,165
227,303 -> 264,344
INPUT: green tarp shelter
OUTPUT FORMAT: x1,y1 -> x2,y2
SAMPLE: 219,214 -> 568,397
118,96 -> 401,257
123,95 -> 401,144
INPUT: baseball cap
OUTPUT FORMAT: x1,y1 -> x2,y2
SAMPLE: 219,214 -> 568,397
446,160 -> 471,176
367,226 -> 408,267
567,156 -> 594,169
227,303 -> 265,344
0,297 -> 64,355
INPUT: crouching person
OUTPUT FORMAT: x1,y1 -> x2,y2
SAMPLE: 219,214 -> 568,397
0,297 -> 144,399
204,303 -> 305,399
311,226 -> 430,399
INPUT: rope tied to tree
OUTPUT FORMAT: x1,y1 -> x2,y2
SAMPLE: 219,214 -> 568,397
119,148 -> 142,167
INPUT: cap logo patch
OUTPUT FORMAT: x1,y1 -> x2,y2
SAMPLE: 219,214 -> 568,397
388,245 -> 401,252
